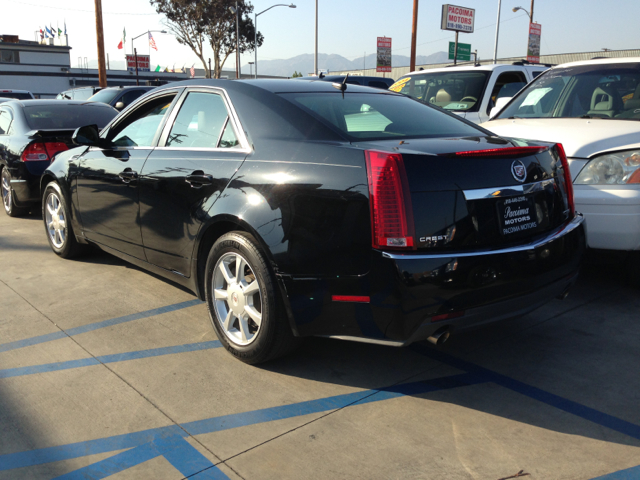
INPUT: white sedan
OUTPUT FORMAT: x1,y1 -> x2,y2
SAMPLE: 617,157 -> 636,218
480,57 -> 640,257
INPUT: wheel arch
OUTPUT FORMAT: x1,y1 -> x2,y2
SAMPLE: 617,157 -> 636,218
191,214 -> 299,337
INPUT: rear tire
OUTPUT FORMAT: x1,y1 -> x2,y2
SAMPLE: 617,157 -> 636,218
204,231 -> 299,364
42,182 -> 86,258
1,167 -> 29,217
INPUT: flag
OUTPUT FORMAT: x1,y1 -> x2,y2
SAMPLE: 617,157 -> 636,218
57,28 -> 62,37
118,27 -> 126,50
154,65 -> 161,72
164,67 -> 169,72
172,64 -> 175,72
149,32 -> 157,51
64,21 -> 67,35
190,64 -> 195,78
39,28 -> 44,40
44,26 -> 52,38
117,39 -> 123,50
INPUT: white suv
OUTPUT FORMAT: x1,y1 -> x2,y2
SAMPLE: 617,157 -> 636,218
0,89 -> 35,101
389,63 -> 548,124
480,57 -> 640,262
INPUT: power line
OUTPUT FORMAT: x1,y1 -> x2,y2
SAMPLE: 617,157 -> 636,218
7,0 -> 157,15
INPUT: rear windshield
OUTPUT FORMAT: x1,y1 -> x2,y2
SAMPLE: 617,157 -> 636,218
280,92 -> 482,140
389,71 -> 490,112
0,92 -> 32,99
23,104 -> 117,130
88,89 -> 121,104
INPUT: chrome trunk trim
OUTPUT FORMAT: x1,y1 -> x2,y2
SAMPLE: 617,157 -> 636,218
463,178 -> 555,201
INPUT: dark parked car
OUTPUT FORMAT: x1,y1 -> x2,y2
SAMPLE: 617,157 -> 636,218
42,80 -> 585,364
295,74 -> 394,89
87,86 -> 156,111
0,100 -> 118,216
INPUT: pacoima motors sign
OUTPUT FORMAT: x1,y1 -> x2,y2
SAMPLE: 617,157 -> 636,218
441,4 -> 475,33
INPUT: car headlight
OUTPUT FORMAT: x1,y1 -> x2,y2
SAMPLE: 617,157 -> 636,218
574,150 -> 640,185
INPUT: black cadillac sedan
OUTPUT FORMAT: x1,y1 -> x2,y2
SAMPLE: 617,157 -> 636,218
42,79 -> 585,364
0,100 -> 117,216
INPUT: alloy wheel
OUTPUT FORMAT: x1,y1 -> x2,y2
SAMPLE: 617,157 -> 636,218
1,170 -> 11,213
45,192 -> 66,249
212,252 -> 263,346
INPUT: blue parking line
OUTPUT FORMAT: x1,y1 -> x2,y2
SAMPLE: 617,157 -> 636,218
411,345 -> 640,442
591,464 -> 640,479
0,299 -> 203,353
0,341 -> 221,379
53,433 -> 229,480
0,373 -> 484,471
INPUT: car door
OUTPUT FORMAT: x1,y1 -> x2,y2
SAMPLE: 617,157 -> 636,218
75,90 -> 180,259
481,70 -> 528,123
138,88 -> 250,276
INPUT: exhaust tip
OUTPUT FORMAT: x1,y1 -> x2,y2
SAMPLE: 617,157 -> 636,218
556,288 -> 571,300
427,328 -> 450,346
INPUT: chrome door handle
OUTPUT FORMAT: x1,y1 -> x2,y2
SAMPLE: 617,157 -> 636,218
119,169 -> 138,183
185,174 -> 213,188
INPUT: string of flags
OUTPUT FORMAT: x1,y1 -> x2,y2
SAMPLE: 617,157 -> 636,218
40,22 -> 66,40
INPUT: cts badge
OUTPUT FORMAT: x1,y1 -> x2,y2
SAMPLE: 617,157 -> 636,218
511,160 -> 527,183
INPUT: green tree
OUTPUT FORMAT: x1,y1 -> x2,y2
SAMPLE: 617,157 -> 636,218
292,71 -> 303,78
151,0 -> 263,79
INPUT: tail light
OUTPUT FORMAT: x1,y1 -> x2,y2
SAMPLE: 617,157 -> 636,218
555,143 -> 575,219
365,150 -> 415,250
21,142 -> 69,162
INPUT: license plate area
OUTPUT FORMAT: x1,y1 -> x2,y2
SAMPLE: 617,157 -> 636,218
497,195 -> 539,236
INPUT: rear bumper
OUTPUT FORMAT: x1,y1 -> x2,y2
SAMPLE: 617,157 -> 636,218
283,214 -> 585,345
6,161 -> 48,206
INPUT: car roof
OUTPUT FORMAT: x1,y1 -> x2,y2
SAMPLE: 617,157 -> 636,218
156,78 -> 394,95
1,99 -> 117,108
402,63 -> 547,77
295,75 -> 393,82
548,56 -> 640,69
0,89 -> 32,93
98,86 -> 156,91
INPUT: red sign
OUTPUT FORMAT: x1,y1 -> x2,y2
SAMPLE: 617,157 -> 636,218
125,54 -> 150,72
441,4 -> 475,33
526,23 -> 541,63
377,37 -> 391,73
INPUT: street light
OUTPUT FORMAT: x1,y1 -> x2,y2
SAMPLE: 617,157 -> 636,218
254,3 -> 296,79
131,30 -> 167,57
512,6 -> 532,22
229,3 -> 240,78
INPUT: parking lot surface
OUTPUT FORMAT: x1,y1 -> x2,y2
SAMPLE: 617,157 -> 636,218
1,210 -> 639,480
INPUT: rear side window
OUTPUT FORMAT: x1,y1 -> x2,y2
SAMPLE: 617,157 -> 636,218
166,92 -> 239,149
0,92 -> 31,100
88,89 -> 121,104
281,92 -> 481,140
0,108 -> 13,134
23,104 -> 117,130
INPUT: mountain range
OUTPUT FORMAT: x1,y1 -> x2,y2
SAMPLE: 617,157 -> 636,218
246,51 -> 450,77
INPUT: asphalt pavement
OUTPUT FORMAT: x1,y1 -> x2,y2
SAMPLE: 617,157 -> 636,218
1,209 -> 639,479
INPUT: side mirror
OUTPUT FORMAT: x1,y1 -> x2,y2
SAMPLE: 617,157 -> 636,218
115,101 -> 125,111
489,97 -> 512,120
72,124 -> 103,147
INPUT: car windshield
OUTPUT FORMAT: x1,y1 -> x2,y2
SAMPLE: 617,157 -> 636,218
88,89 -> 121,104
497,63 -> 640,120
23,104 -> 117,130
0,92 -> 32,99
281,92 -> 482,140
388,71 -> 490,112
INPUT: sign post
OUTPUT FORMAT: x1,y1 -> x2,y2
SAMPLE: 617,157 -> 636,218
526,23 -> 541,63
440,4 -> 475,65
376,37 -> 392,75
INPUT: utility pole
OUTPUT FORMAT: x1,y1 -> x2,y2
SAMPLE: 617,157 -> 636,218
94,0 -> 107,87
410,0 -> 418,71
314,0 -> 318,75
235,1 -> 240,79
530,0 -> 534,22
493,0 -> 502,64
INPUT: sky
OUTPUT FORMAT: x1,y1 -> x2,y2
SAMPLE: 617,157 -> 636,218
3,0 -> 640,75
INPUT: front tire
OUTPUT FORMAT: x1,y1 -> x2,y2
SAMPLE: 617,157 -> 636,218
204,231 -> 298,364
1,167 -> 29,217
42,182 -> 86,258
